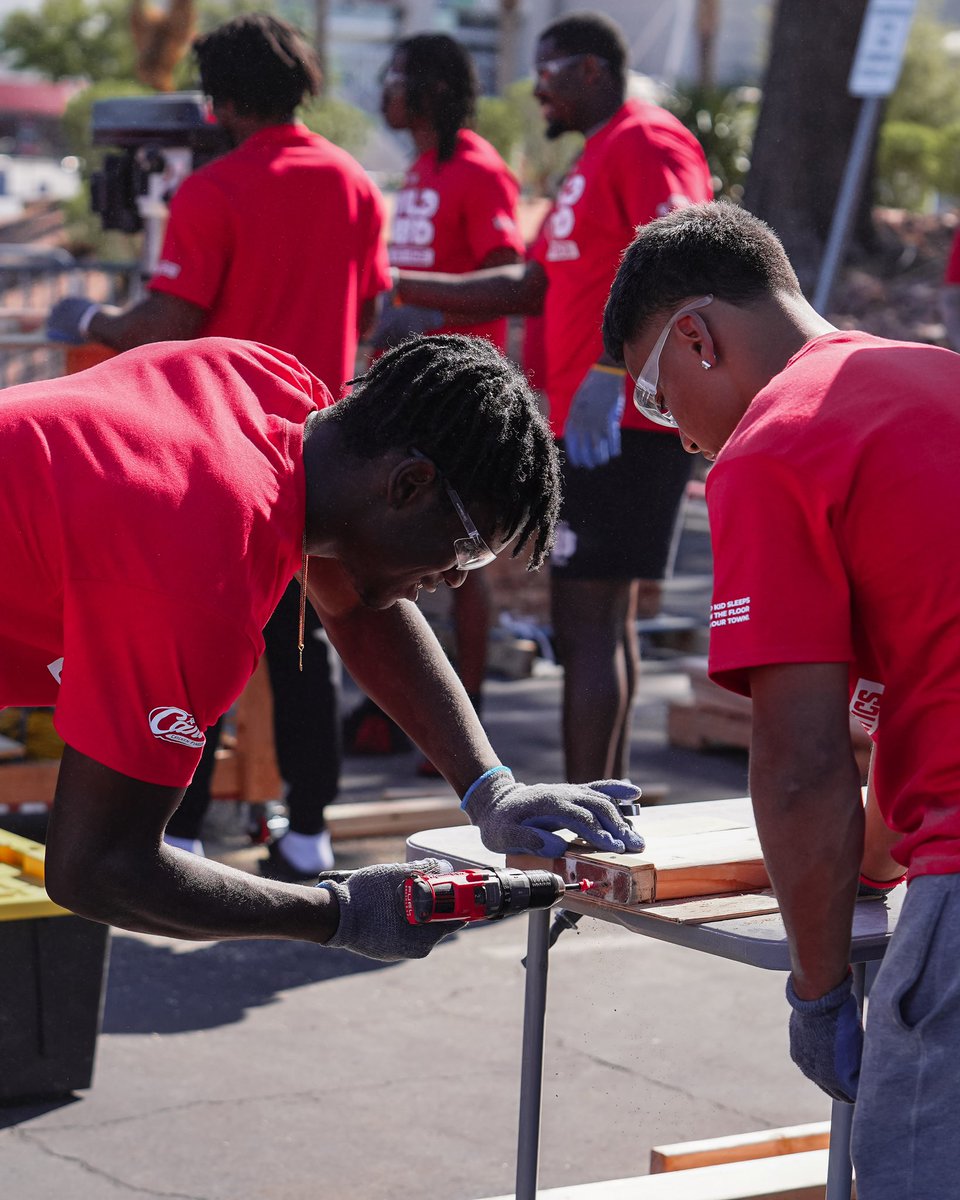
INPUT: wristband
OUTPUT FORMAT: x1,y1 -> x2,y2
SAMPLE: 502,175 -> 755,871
461,765 -> 512,810
591,363 -> 627,377
859,871 -> 905,892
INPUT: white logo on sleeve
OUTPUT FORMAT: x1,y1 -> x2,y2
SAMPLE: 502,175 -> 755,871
710,596 -> 751,628
850,679 -> 884,735
148,706 -> 206,749
47,657 -> 64,684
153,260 -> 182,280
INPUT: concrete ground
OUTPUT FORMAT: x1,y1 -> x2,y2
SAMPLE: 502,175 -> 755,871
0,643 -> 836,1200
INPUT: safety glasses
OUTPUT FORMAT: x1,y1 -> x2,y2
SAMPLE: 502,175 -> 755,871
411,449 -> 496,571
534,53 -> 591,82
633,295 -> 713,428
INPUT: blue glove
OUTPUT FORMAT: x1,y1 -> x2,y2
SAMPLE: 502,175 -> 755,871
461,766 -> 645,857
370,302 -> 443,350
318,858 -> 465,961
47,297 -> 102,344
786,972 -> 863,1103
563,365 -> 626,469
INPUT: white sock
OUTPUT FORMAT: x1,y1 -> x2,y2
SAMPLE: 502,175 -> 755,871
278,830 -> 334,873
163,834 -> 205,856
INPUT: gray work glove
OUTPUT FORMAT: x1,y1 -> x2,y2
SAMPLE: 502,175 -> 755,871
318,858 -> 465,961
786,972 -> 863,1104
370,302 -> 443,350
563,365 -> 626,469
462,767 -> 645,857
47,297 -> 102,344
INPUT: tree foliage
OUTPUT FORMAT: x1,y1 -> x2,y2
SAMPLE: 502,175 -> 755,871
0,0 -> 136,82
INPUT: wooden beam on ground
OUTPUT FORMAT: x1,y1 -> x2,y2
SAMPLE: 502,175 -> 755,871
326,796 -> 470,841
650,1123 -> 831,1174
478,1147 -> 843,1198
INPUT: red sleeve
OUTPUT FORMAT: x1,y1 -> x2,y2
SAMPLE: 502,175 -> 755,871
617,125 -> 712,230
148,173 -> 232,311
463,166 -> 524,266
54,581 -> 259,787
706,455 -> 854,696
358,182 -> 393,303
946,230 -> 960,284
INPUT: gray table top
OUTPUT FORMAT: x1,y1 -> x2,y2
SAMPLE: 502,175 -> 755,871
405,797 -> 903,972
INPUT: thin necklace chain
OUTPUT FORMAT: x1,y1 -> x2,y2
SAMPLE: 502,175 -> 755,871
298,530 -> 308,672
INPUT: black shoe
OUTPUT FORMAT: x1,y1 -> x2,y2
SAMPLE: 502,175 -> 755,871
257,840 -> 322,885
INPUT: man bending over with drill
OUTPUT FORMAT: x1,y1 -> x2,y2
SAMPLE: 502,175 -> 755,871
0,334 -> 642,961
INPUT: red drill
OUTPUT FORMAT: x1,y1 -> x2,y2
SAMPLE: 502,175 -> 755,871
402,866 -> 592,925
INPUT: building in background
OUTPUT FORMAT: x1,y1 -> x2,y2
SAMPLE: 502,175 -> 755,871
325,0 -> 770,115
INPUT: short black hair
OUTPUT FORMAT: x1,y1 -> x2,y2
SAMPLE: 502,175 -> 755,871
539,12 -> 629,95
394,34 -> 478,164
603,202 -> 803,362
334,335 -> 561,570
194,13 -> 321,119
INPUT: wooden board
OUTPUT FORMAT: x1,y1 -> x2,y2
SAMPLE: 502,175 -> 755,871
651,1122 -> 830,1174
326,796 -> 470,841
508,818 -> 769,909
635,891 -> 780,925
479,1148 -> 840,1198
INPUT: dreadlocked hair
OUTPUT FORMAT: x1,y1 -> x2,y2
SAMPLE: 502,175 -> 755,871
335,334 -> 561,569
194,13 -> 320,120
396,34 -> 478,163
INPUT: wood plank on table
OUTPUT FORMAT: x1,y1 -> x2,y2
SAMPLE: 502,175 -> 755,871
507,813 -> 769,908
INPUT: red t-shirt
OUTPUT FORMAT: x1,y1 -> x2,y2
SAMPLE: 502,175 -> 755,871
0,338 -> 332,787
149,124 -> 392,390
389,130 -> 524,351
945,228 -> 960,284
706,330 -> 960,877
530,100 -> 713,438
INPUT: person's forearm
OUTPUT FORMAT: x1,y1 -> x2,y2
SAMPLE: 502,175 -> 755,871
750,743 -> 863,998
47,844 -> 339,942
397,262 -> 546,318
861,746 -> 904,880
87,293 -> 206,353
321,598 -> 499,795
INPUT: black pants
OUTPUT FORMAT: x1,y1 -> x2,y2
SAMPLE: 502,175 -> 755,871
166,581 -> 342,840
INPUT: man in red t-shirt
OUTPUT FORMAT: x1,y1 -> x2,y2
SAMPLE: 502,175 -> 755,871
604,201 -> 960,1197
940,226 -> 960,349
48,14 -> 392,882
1,333 -> 644,959
372,32 -> 526,769
397,13 -> 713,787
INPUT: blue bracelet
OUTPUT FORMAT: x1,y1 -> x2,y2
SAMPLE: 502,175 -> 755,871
460,765 -> 513,810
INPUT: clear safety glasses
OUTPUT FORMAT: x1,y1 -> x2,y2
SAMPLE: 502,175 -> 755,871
443,481 -> 496,571
633,295 -> 713,428
411,449 -> 496,571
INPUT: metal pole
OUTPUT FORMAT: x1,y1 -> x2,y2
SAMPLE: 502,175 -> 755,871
812,97 -> 883,315
516,908 -> 551,1200
824,961 -> 867,1200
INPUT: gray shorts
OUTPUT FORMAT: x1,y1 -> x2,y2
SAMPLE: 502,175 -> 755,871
852,872 -> 960,1198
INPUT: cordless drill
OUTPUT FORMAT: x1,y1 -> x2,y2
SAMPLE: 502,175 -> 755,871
402,866 -> 592,925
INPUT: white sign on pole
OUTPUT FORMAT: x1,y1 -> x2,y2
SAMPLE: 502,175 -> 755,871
848,0 -> 917,97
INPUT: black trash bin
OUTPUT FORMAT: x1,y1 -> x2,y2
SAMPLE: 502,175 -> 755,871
0,830 -> 110,1104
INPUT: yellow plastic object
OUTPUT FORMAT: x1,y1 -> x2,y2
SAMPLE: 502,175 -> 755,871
0,831 -> 67,920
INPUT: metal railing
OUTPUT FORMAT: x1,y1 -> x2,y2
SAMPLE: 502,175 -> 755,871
0,247 -> 142,387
